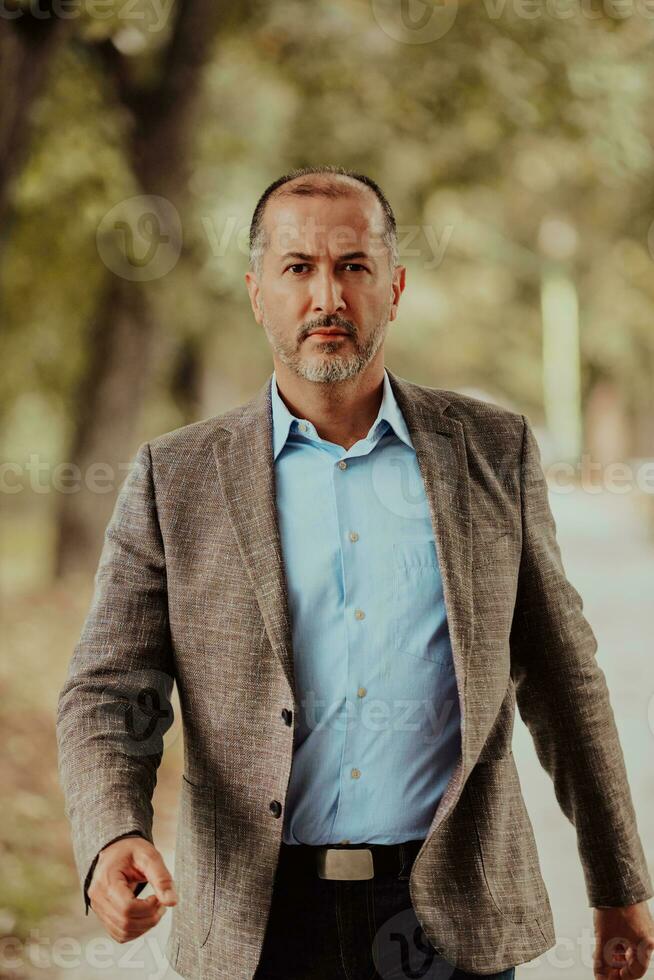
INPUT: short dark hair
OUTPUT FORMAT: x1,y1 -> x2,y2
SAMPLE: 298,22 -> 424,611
248,165 -> 398,276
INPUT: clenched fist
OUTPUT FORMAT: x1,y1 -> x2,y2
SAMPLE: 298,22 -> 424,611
88,835 -> 178,943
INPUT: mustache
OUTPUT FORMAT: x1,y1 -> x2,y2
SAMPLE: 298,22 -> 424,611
303,316 -> 355,337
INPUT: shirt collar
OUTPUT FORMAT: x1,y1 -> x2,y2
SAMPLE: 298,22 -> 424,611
270,367 -> 415,460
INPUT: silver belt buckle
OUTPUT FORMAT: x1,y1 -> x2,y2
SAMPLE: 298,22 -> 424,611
316,847 -> 374,880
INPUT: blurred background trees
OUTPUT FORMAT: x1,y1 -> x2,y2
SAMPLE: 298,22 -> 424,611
2,0 -> 654,582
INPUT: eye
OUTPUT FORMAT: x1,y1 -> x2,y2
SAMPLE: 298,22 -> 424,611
342,263 -> 367,272
287,263 -> 310,274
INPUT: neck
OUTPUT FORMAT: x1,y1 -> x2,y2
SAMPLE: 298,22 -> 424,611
273,361 -> 385,450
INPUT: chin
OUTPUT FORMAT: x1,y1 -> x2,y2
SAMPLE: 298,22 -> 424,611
297,356 -> 364,384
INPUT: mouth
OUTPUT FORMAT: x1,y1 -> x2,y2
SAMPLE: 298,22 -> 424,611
308,329 -> 350,338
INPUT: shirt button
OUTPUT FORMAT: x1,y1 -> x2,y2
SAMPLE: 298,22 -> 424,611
354,608 -> 365,620
348,531 -> 359,542
338,460 -> 347,470
281,708 -> 293,726
357,687 -> 367,698
339,839 -> 351,845
269,800 -> 282,818
298,422 -> 308,432
351,768 -> 361,780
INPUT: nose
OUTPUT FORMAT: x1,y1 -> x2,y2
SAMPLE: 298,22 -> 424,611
311,269 -> 346,316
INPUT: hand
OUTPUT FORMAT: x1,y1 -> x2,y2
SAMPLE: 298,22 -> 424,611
88,836 -> 178,943
593,902 -> 654,979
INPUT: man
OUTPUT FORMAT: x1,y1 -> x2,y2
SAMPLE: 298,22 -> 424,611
57,166 -> 654,980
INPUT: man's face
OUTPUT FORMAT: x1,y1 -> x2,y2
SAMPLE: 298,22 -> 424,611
245,186 -> 405,384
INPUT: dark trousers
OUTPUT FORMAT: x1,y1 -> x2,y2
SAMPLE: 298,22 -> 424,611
253,841 -> 516,980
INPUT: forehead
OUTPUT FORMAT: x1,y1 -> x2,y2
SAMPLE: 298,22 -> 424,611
262,183 -> 386,260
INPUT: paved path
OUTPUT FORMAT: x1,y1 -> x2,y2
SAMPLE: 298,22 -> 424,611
51,486 -> 653,979
513,484 -> 654,979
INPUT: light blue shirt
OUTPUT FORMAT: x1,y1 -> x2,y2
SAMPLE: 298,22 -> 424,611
271,368 -> 462,845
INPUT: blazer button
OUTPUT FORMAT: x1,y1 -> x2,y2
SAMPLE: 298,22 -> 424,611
269,800 -> 282,818
281,708 -> 293,726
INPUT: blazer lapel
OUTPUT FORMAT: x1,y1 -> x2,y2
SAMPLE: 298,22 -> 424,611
385,369 -> 473,833
211,375 -> 296,698
210,368 -> 473,790
385,369 -> 473,690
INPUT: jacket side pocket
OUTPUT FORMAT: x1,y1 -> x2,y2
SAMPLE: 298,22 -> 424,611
174,775 -> 216,948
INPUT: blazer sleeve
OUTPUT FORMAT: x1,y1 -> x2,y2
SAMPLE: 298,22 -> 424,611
509,415 -> 653,909
56,441 -> 175,915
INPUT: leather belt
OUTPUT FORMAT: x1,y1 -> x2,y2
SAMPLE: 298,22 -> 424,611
280,839 -> 424,880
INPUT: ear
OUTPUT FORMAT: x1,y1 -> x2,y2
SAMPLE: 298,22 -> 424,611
389,265 -> 406,322
245,271 -> 263,325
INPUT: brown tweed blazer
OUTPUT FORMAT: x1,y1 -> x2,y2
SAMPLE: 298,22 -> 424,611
56,367 -> 653,978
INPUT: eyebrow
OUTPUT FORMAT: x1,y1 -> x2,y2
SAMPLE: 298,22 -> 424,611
279,250 -> 374,263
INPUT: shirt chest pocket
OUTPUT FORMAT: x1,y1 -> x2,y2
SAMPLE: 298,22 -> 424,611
392,539 -> 454,671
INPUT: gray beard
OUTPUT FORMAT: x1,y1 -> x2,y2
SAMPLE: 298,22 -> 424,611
262,316 -> 389,384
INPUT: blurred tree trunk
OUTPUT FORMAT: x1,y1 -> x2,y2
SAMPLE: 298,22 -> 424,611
0,6 -> 71,248
169,333 -> 204,424
54,0 -> 239,577
54,279 -> 155,574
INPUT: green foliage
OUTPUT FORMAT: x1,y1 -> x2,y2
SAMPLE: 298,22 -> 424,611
3,0 -> 654,454
1,44 -> 135,438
